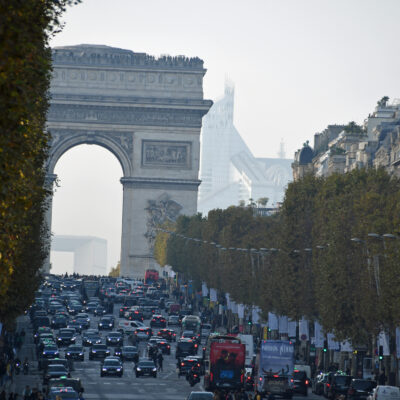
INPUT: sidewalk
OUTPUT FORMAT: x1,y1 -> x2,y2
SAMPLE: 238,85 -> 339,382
1,315 -> 43,397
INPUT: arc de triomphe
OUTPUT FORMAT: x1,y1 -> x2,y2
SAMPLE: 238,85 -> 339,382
46,44 -> 212,278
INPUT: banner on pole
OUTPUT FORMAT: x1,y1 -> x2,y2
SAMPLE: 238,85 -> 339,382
268,312 -> 278,330
314,321 -> 324,348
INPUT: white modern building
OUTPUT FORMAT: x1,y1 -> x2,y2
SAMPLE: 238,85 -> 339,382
51,235 -> 107,276
198,82 -> 292,214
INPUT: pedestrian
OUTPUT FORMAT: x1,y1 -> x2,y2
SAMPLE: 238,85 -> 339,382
8,392 -> 14,400
255,391 -> 262,400
157,352 -> 163,371
0,391 -> 6,400
22,386 -> 31,400
379,370 -> 387,385
5,361 -> 12,388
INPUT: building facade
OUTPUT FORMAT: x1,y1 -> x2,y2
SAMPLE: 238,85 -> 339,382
292,98 -> 400,180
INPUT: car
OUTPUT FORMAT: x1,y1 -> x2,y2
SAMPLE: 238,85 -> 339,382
67,322 -> 82,334
150,315 -> 167,328
94,305 -> 106,316
201,324 -> 212,339
106,332 -> 123,346
121,346 -> 139,362
41,358 -> 71,374
56,329 -> 76,347
75,313 -> 90,329
128,310 -> 144,322
89,344 -> 111,360
368,386 -> 400,400
65,345 -> 84,361
134,327 -> 153,341
134,360 -> 157,378
168,315 -> 180,326
34,327 -> 53,343
101,357 -> 123,377
113,347 -> 122,357
156,340 -> 171,355
119,305 -> 130,318
293,369 -> 309,396
51,315 -> 69,329
42,344 -> 60,359
43,364 -> 70,384
176,339 -> 198,359
181,330 -> 197,341
98,317 -> 114,330
348,379 -> 376,400
48,377 -> 84,395
327,374 -> 352,399
186,392 -> 214,400
178,357 -> 202,377
157,328 -> 176,342
82,333 -> 102,347
48,387 -> 79,400
85,302 -> 99,313
313,373 -> 328,395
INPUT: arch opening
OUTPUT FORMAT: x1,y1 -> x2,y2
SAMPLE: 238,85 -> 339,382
50,144 -> 123,276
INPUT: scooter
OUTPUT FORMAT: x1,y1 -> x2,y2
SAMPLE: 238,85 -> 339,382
188,371 -> 200,387
23,361 -> 29,375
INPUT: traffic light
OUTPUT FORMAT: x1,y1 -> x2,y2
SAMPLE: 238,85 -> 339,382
379,346 -> 383,360
323,340 -> 328,353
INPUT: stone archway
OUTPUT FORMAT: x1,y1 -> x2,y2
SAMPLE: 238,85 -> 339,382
45,44 -> 212,278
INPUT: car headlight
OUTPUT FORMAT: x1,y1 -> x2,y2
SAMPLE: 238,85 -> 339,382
116,368 -> 121,371
136,367 -> 141,371
99,323 -> 103,326
79,352 -> 83,355
102,368 -> 107,371
153,368 -> 157,371
42,351 -> 46,355
92,350 -> 96,353
66,352 -> 71,355
109,323 -> 112,327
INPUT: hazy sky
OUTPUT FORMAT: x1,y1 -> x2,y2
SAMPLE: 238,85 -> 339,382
49,0 -> 400,273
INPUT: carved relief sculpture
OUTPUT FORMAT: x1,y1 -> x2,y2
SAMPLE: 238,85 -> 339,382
144,193 -> 182,251
142,140 -> 191,168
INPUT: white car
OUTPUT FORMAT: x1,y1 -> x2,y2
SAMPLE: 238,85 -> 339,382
118,320 -> 145,334
368,386 -> 400,400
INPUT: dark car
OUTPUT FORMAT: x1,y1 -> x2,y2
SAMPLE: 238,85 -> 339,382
67,322 -> 82,334
75,313 -> 90,329
121,346 -> 139,362
48,377 -> 84,395
65,345 -> 84,361
85,302 -> 99,313
98,317 -> 114,330
156,340 -> 171,355
178,357 -> 201,377
119,306 -> 130,318
94,306 -> 106,316
48,387 -> 78,400
128,310 -> 144,322
42,344 -> 60,359
150,315 -> 167,328
106,332 -> 123,346
157,328 -> 176,342
293,370 -> 309,396
101,357 -> 123,377
327,374 -> 352,399
82,333 -> 102,347
34,327 -> 53,343
56,329 -> 76,347
51,315 -> 69,329
89,344 -> 110,360
347,379 -> 376,400
43,364 -> 70,384
135,360 -> 157,378
176,339 -> 197,359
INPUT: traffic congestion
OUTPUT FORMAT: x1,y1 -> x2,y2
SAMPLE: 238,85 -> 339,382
1,274 -> 394,400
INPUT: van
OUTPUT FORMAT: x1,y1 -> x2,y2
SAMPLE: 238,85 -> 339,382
294,364 -> 312,381
370,386 -> 400,400
117,320 -> 144,334
168,304 -> 181,315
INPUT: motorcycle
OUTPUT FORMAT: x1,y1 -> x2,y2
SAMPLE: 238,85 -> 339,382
14,361 -> 21,375
23,361 -> 29,375
187,370 -> 201,387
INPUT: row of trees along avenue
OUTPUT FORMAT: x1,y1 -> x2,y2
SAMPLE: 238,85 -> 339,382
0,0 -> 79,328
155,168 -> 400,347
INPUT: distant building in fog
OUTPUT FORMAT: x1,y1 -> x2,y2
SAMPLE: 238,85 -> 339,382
51,235 -> 107,275
198,82 -> 292,215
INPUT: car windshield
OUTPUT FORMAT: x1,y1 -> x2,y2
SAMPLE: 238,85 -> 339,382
294,371 -> 307,379
353,380 -> 375,390
49,366 -> 66,372
104,360 -> 120,366
139,362 -> 155,367
202,324 -> 211,330
68,346 -> 81,351
335,376 -> 351,385
178,342 -> 194,349
108,333 -> 120,338
93,345 -> 106,350
123,346 -> 137,351
46,346 -> 57,350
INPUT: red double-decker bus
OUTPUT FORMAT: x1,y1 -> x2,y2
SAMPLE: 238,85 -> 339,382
144,269 -> 159,284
